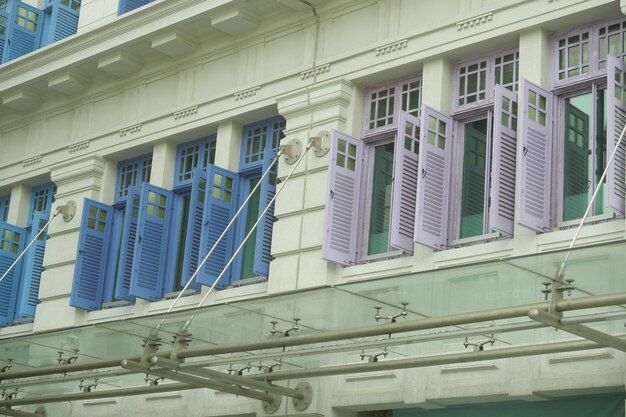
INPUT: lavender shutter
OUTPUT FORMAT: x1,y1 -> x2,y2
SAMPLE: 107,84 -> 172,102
322,130 -> 363,265
197,166 -> 239,288
489,84 -> 519,236
129,184 -> 173,301
606,55 -> 626,214
0,223 -> 26,326
413,106 -> 452,250
15,212 -> 47,319
114,187 -> 140,301
181,168 -> 207,288
518,79 -> 553,232
70,200 -> 112,311
390,111 -> 420,253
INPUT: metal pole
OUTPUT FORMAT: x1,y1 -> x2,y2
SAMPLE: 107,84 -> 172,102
177,292 -> 626,359
528,308 -> 626,352
0,383 -> 193,408
4,291 -> 626,382
121,360 -> 275,403
253,337 -> 610,382
0,408 -> 42,417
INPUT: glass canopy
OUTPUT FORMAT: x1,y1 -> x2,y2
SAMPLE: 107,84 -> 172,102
0,240 -> 625,407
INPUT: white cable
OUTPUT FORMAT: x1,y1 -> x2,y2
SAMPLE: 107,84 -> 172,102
0,208 -> 59,287
196,143 -> 313,309
164,151 -> 283,314
556,120 -> 626,279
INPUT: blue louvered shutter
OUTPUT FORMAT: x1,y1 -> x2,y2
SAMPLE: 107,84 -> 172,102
3,2 -> 43,63
0,11 -> 8,60
42,0 -> 79,46
197,166 -> 239,288
129,184 -> 173,301
606,55 -> 626,214
114,187 -> 140,301
253,151 -> 277,277
70,200 -> 112,311
414,106 -> 452,250
181,169 -> 207,288
0,223 -> 26,326
518,79 -> 553,232
118,0 -> 154,15
489,84 -> 518,236
322,130 -> 363,265
390,111 -> 420,253
15,212 -> 47,319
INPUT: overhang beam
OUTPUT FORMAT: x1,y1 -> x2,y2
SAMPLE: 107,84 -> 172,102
528,308 -> 626,352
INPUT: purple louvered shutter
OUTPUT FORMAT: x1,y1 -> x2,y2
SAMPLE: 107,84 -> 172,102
114,187 -> 140,302
413,106 -> 452,250
322,130 -> 363,265
489,84 -> 518,236
129,184 -> 173,301
390,111 -> 420,253
518,79 -> 553,232
181,169 -> 207,288
606,55 -> 626,214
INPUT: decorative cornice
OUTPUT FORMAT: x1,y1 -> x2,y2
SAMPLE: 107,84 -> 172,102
234,86 -> 260,101
374,39 -> 408,56
173,106 -> 198,120
118,124 -> 142,137
68,140 -> 90,153
22,155 -> 42,167
456,12 -> 493,31
300,64 -> 331,80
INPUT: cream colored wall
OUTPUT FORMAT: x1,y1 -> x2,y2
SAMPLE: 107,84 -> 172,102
0,0 -> 625,415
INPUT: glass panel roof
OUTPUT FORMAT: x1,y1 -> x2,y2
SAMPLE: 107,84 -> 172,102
1,240 -> 625,404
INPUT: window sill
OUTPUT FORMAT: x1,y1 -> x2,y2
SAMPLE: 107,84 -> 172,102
162,288 -> 198,300
361,250 -> 405,263
227,275 -> 267,288
557,212 -> 623,230
102,300 -> 133,309
450,231 -> 502,248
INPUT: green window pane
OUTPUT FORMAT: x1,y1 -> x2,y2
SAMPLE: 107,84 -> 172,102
87,218 -> 96,230
147,191 -> 156,203
146,205 -> 155,216
336,154 -> 345,168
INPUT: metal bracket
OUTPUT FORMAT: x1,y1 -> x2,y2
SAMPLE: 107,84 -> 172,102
291,381 -> 312,411
280,139 -> 303,165
464,335 -> 495,352
57,349 -> 79,365
1,359 -> 13,372
262,392 -> 282,414
270,318 -> 300,337
374,302 -> 409,323
139,338 -> 161,368
170,333 -> 192,361
56,200 -> 76,223
360,347 -> 388,363
310,131 -> 330,157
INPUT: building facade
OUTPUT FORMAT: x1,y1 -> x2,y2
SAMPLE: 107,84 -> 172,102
0,0 -> 626,416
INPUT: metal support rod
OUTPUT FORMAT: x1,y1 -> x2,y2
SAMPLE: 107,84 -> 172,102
0,358 -> 134,382
0,408 -> 42,417
252,337 -> 613,382
184,367 -> 304,400
528,308 -> 626,352
121,360 -> 275,403
0,383 -> 192,408
4,291 -> 626,383
177,292 -> 626,360
0,209 -> 59,287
